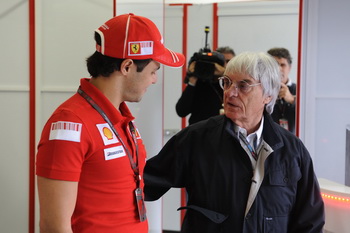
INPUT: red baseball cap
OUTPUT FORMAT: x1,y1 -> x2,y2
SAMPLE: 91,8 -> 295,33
95,13 -> 185,68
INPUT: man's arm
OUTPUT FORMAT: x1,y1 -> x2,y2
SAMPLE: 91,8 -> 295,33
289,144 -> 325,233
37,176 -> 78,233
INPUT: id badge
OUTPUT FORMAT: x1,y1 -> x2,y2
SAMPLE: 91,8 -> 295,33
135,188 -> 147,222
279,118 -> 289,130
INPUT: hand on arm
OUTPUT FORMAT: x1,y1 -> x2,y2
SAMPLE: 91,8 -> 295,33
188,76 -> 198,86
37,176 -> 78,233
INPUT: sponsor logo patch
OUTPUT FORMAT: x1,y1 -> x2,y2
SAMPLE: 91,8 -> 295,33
49,121 -> 82,142
96,123 -> 119,145
104,145 -> 126,160
130,122 -> 142,140
128,41 -> 153,56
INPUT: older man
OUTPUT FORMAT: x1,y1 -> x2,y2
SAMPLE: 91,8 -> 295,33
144,52 -> 324,233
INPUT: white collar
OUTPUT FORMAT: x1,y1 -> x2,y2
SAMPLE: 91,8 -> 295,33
234,117 -> 264,146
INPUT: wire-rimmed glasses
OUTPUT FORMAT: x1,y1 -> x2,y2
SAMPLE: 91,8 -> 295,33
218,76 -> 261,93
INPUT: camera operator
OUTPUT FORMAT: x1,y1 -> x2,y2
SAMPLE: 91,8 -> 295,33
176,47 -> 235,125
267,47 -> 296,134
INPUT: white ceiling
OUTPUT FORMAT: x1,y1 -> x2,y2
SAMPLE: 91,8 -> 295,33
165,0 -> 275,3
115,0 -> 292,6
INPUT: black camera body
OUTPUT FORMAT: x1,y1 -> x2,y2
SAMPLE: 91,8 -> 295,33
190,50 -> 225,82
185,26 -> 225,83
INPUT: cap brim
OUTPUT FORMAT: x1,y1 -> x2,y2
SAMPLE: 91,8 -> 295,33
153,48 -> 185,68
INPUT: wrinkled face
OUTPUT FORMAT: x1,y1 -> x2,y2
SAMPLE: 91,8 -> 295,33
273,57 -> 291,84
124,60 -> 160,102
223,72 -> 271,128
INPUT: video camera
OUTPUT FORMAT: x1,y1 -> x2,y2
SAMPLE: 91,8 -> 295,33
185,26 -> 225,83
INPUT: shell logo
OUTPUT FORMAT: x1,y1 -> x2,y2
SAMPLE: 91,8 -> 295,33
103,127 -> 113,140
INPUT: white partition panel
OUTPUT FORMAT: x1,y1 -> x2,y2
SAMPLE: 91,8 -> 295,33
300,0 -> 350,184
0,0 -> 30,232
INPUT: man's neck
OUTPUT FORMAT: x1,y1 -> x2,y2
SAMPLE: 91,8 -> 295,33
89,75 -> 122,110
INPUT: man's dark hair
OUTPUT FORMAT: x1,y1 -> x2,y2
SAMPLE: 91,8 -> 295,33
216,46 -> 236,56
267,47 -> 292,65
86,32 -> 152,77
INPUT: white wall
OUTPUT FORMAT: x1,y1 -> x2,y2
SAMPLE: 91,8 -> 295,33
0,0 -> 29,232
300,0 -> 350,184
218,1 -> 299,83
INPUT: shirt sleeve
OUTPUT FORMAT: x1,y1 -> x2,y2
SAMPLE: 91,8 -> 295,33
36,109 -> 90,181
144,130 -> 191,201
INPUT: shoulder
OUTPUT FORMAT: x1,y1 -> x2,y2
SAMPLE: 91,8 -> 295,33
176,115 -> 225,139
187,115 -> 225,131
51,94 -> 95,120
264,114 -> 304,150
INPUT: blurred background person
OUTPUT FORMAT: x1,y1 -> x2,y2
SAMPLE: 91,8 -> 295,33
176,46 -> 235,125
216,46 -> 236,66
267,47 -> 296,134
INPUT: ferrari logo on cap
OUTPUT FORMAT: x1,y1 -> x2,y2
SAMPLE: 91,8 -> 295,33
128,41 -> 153,56
131,43 -> 140,54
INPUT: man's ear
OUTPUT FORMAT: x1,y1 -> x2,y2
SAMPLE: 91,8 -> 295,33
264,95 -> 272,104
120,59 -> 133,75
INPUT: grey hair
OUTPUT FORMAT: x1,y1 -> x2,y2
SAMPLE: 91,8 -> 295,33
224,52 -> 281,114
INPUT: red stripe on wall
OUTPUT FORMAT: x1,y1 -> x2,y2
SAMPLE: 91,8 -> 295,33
180,4 -> 191,222
181,4 -> 190,130
113,0 -> 116,16
296,0 -> 303,137
29,0 -> 36,232
212,3 -> 218,50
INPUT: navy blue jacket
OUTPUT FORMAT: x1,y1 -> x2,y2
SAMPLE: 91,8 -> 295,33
144,113 -> 324,233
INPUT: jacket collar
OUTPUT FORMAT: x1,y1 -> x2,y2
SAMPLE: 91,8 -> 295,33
223,111 -> 284,151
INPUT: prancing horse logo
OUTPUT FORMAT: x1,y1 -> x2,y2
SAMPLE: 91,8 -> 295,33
131,43 -> 140,54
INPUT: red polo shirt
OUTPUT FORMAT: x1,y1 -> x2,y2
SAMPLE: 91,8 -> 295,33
36,78 -> 148,232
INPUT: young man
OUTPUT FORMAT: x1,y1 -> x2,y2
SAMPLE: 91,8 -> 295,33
36,13 -> 184,233
268,47 -> 296,133
145,52 -> 324,233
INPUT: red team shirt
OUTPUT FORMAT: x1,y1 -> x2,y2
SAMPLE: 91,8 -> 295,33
36,78 -> 148,232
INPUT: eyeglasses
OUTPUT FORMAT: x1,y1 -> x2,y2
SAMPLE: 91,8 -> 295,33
218,76 -> 261,93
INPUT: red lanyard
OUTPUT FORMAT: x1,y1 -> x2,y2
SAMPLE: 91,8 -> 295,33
78,88 -> 141,186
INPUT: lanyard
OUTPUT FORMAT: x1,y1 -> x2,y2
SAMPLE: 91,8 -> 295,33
78,88 -> 141,186
239,132 -> 258,161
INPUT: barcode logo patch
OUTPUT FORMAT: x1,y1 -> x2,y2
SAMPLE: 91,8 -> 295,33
49,121 -> 82,142
128,41 -> 153,56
